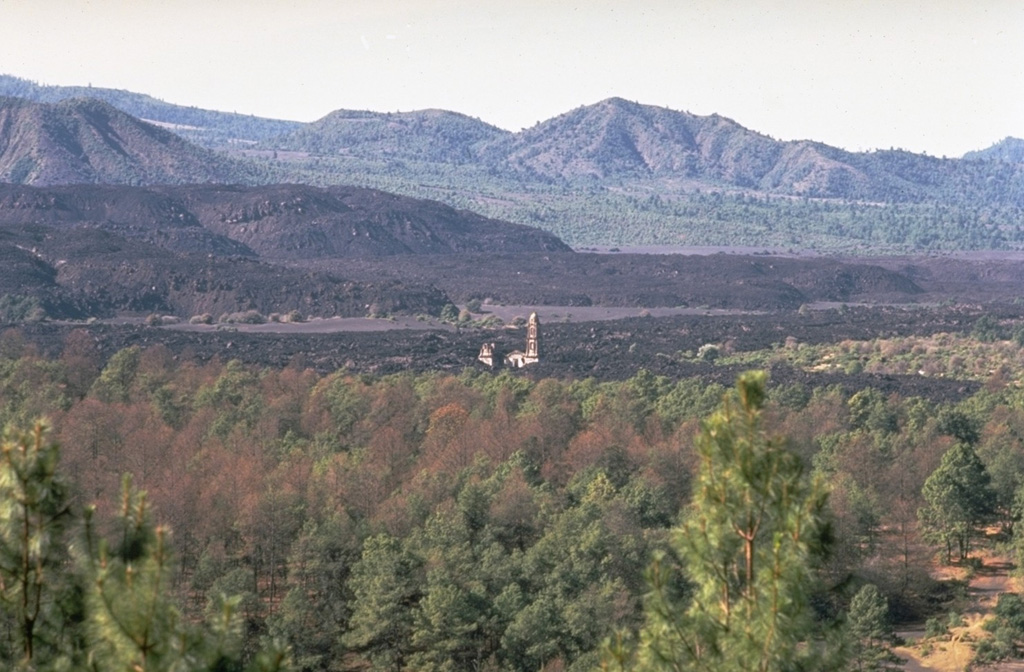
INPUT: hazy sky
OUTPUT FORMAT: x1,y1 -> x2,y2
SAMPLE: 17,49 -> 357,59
1,0 -> 1021,157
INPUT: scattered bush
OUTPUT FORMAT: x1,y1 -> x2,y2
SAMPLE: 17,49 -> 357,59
697,343 -> 721,362
218,310 -> 266,325
924,616 -> 947,640
189,313 -> 214,325
439,303 -> 459,323
973,595 -> 1024,665
0,294 -> 46,324
476,315 -> 504,328
972,314 -> 1006,342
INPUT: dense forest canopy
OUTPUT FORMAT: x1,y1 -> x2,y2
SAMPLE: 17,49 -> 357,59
2,323 -> 1024,669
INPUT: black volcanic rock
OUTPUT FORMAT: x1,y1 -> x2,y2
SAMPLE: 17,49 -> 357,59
0,97 -> 255,185
0,183 -> 571,259
0,222 -> 451,320
324,252 -> 923,310
0,182 -> 569,320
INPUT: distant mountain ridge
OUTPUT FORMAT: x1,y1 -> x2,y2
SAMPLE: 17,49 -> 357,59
273,108 -> 510,163
964,137 -> 1024,163
0,97 -> 258,186
281,96 -> 1024,207
0,74 -> 300,147
3,74 -> 1021,208
3,73 -> 1024,252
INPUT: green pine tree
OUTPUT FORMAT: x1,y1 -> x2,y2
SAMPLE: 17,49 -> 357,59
846,584 -> 904,671
610,371 -> 838,672
0,421 -> 76,669
343,533 -> 423,671
918,442 -> 995,563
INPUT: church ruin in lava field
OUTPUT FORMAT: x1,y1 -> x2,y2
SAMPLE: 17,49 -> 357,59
478,312 -> 539,368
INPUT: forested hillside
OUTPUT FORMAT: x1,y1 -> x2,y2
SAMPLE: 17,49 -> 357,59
0,74 -> 302,147
259,152 -> 1024,252
964,137 -> 1024,163
3,321 -> 1024,669
3,74 -> 1024,252
248,102 -> 1024,252
268,96 -> 1024,208
271,108 -> 509,163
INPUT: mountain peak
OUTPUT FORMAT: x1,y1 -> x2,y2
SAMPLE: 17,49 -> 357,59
963,137 -> 1024,163
595,96 -> 641,110
275,106 -> 510,162
0,97 -> 252,185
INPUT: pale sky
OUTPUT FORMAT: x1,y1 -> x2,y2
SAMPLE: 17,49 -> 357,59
1,0 -> 1021,157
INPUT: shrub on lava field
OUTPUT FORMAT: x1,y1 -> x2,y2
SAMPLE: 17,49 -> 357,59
190,313 -> 214,325
439,303 -> 459,323
219,310 -> 266,325
0,294 -> 46,323
697,343 -> 721,362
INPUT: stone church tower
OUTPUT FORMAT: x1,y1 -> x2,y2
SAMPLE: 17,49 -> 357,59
525,312 -> 539,359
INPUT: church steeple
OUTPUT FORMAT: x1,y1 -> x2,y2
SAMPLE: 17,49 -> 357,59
525,312 -> 539,359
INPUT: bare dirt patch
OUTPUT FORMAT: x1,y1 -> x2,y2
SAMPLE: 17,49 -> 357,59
897,536 -> 1020,671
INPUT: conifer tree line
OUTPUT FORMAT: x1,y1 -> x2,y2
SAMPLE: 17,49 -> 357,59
0,331 -> 1019,670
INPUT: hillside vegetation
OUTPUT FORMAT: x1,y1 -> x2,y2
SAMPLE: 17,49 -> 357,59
964,137 -> 1024,163
0,74 -> 301,146
251,99 -> 1024,252
0,97 -> 264,185
271,97 -> 1024,207
3,75 -> 1024,252
274,108 -> 509,162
